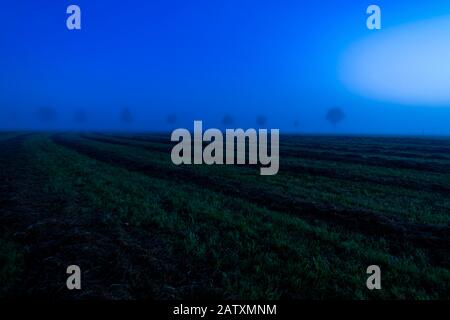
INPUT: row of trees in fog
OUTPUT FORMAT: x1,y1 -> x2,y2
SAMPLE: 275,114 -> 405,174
29,106 -> 346,128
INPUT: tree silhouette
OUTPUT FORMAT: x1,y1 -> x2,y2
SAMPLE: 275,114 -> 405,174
221,114 -> 234,126
166,114 -> 177,125
8,110 -> 19,123
36,106 -> 57,123
74,109 -> 87,124
256,115 -> 267,127
1,109 -> 20,128
325,107 -> 345,127
120,107 -> 133,125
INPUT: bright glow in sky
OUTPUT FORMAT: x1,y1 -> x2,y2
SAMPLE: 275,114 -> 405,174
341,15 -> 450,106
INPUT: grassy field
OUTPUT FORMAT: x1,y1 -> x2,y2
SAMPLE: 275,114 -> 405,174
0,132 -> 449,299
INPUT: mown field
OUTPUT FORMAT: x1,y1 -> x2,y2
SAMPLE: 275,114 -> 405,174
0,132 -> 449,299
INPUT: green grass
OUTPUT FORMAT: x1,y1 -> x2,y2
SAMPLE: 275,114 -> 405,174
0,239 -> 24,297
0,132 -> 448,299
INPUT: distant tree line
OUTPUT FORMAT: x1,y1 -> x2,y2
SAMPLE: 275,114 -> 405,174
30,106 -> 347,131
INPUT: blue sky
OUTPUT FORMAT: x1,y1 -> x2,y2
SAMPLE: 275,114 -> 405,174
1,0 -> 450,134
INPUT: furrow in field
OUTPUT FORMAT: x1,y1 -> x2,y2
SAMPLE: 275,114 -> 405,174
280,147 -> 450,174
103,133 -> 450,165
281,142 -> 450,162
99,132 -> 450,167
84,133 -> 450,197
1,134 -> 187,298
52,133 -> 450,253
281,161 -> 450,195
80,133 -> 170,153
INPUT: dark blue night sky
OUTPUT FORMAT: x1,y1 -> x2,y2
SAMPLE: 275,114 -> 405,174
1,0 -> 450,134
